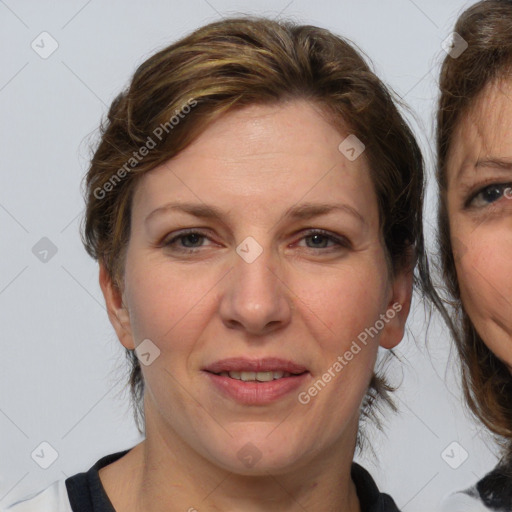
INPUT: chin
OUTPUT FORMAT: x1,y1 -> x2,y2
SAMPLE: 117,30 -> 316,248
204,437 -> 308,476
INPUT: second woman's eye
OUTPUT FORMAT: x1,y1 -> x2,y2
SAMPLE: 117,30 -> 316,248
466,183 -> 512,208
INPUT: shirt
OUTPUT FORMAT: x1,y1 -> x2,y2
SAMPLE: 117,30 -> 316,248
5,450 -> 401,512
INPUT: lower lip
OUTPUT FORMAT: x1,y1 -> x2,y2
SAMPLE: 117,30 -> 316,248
204,371 -> 309,405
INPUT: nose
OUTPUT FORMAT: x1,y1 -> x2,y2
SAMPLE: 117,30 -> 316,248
218,244 -> 293,336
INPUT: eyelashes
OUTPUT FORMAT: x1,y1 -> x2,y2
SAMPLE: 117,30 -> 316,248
162,229 -> 351,254
465,182 -> 512,209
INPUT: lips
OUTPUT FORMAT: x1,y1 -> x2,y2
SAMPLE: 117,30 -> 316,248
203,357 -> 308,376
203,357 -> 310,404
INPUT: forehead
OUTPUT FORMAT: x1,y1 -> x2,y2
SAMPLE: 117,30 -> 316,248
450,80 -> 512,164
171,100 -> 351,164
132,100 -> 377,219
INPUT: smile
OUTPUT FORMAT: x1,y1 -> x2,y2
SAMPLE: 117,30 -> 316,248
216,370 -> 299,381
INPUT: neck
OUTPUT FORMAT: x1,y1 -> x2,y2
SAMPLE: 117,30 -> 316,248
100,414 -> 361,512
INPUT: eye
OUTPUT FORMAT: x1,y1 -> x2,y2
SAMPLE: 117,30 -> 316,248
162,229 -> 350,254
163,230 -> 212,253
297,229 -> 350,251
466,183 -> 512,208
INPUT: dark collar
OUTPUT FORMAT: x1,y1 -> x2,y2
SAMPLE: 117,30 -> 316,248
65,451 -> 128,512
351,462 -> 400,511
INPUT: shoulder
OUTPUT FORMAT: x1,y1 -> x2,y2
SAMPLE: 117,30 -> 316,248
440,488 -> 494,512
3,480 -> 72,512
441,458 -> 512,512
3,449 -> 132,512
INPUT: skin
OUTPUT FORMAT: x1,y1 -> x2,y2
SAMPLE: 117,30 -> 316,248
447,79 -> 512,370
97,100 -> 412,512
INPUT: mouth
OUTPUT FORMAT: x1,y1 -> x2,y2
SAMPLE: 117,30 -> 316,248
203,357 -> 308,378
203,358 -> 310,404
213,370 -> 307,382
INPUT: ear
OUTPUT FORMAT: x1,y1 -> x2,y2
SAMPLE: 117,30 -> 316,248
379,255 -> 414,350
98,261 -> 135,350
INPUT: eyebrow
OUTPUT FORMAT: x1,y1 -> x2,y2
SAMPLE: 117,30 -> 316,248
456,157 -> 512,181
144,201 -> 366,227
475,158 -> 512,170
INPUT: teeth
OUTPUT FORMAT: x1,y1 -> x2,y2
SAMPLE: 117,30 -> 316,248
221,370 -> 292,381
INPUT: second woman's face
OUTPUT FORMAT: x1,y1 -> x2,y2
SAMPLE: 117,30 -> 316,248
447,79 -> 512,369
104,100 -> 410,475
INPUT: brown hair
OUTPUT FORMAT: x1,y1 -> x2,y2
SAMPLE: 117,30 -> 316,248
81,16 -> 429,437
437,0 -> 512,451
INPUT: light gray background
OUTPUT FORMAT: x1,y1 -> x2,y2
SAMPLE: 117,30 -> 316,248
0,1 -> 499,511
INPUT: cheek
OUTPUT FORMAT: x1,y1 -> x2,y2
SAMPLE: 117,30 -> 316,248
294,259 -> 391,353
123,258 -> 212,346
455,232 -> 512,326
328,276 -> 387,334
294,272 -> 389,433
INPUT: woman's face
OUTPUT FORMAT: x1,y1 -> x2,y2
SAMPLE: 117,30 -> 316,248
102,100 -> 411,474
446,79 -> 512,369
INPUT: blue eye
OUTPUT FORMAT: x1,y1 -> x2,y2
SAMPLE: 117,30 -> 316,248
467,183 -> 512,208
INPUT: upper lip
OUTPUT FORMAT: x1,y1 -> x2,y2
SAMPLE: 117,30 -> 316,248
204,357 -> 308,374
